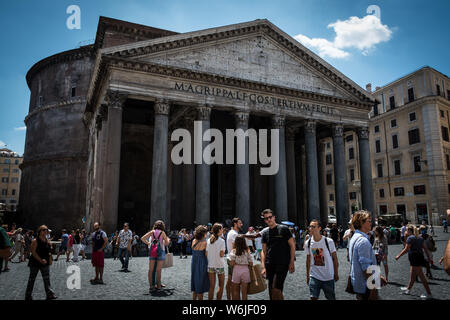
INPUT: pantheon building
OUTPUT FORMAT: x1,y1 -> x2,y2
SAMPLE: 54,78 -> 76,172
20,17 -> 377,234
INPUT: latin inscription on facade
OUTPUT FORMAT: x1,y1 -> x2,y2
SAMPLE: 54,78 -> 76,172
174,82 -> 335,116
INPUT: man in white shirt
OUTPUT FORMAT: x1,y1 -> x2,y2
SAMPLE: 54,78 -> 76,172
116,223 -> 133,272
305,219 -> 339,300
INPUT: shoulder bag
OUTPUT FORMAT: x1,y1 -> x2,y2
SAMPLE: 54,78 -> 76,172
345,236 -> 359,294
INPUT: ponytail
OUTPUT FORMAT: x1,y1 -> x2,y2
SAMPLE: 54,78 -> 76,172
210,223 -> 223,244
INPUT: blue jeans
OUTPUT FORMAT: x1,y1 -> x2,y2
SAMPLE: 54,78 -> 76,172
309,277 -> 336,300
118,248 -> 130,269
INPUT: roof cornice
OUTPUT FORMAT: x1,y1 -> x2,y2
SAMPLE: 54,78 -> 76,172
86,55 -> 374,114
26,45 -> 95,89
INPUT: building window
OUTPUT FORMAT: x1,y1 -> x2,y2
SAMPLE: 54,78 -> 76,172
326,154 -> 332,165
329,193 -> 334,201
349,168 -> 355,181
390,119 -> 397,128
326,142 -> 331,149
373,105 -> 379,116
329,207 -> 335,215
349,147 -> 355,160
389,96 -> 395,109
409,112 -> 416,122
379,189 -> 385,198
11,178 -> 18,183
441,110 -> 446,118
13,169 -> 19,173
1,189 -> 6,196
442,126 -> 449,142
448,184 -> 450,194
414,156 -> 422,172
408,87 -> 415,102
447,90 -> 450,101
4,159 -> 10,164
375,140 -> 381,153
1,177 -> 8,183
38,96 -> 43,106
377,163 -> 383,178
326,173 -> 333,185
408,128 -> 420,145
346,135 -> 353,142
414,185 -> 426,195
394,187 -> 405,196
446,154 -> 450,170
12,189 -> 16,196
436,84 -> 441,96
374,125 -> 380,133
71,87 -> 76,97
379,205 -> 388,215
2,168 -> 8,173
14,160 -> 19,165
392,134 -> 399,149
394,159 -> 401,175
349,192 -> 357,200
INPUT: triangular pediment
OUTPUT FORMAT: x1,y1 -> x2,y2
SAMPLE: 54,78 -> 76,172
101,20 -> 374,104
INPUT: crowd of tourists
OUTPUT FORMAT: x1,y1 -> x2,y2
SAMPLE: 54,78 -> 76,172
0,210 -> 448,301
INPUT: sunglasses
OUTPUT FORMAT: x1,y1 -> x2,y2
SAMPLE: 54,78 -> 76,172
264,215 -> 274,221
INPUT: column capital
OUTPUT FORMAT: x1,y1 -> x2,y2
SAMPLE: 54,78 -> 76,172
154,98 -> 171,115
331,123 -> 344,138
272,115 -> 285,128
196,105 -> 212,121
357,127 -> 370,140
304,120 -> 316,134
104,90 -> 127,109
286,127 -> 298,141
234,111 -> 250,126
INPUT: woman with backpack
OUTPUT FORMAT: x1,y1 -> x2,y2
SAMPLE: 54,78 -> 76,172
373,226 -> 389,282
141,220 -> 170,292
395,224 -> 433,299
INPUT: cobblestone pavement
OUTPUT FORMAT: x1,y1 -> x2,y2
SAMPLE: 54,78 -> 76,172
1,228 -> 449,300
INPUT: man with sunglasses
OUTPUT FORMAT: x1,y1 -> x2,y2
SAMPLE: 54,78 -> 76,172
260,209 -> 296,300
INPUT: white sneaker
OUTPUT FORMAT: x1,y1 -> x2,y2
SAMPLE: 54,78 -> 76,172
420,294 -> 432,300
400,287 -> 410,295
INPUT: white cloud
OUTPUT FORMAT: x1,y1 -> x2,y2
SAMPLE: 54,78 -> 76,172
294,14 -> 393,59
294,34 -> 349,59
0,140 -> 6,147
14,126 -> 26,131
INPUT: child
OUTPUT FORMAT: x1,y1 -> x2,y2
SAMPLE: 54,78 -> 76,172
228,235 -> 253,300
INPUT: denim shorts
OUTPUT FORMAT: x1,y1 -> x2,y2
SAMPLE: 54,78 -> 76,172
309,276 -> 336,300
149,251 -> 166,261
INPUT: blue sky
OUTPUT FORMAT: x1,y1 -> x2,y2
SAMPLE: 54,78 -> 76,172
0,0 -> 449,155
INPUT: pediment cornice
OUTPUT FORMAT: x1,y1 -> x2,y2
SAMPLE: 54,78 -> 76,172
100,20 -> 374,104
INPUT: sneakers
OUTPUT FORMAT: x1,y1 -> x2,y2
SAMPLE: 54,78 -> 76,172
420,294 -> 433,300
400,287 -> 410,295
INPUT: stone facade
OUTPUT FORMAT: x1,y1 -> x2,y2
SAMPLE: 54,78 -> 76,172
0,149 -> 22,212
20,17 -> 376,234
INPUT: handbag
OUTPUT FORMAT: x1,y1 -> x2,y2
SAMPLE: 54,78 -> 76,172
345,237 -> 358,294
247,264 -> 267,295
162,246 -> 173,268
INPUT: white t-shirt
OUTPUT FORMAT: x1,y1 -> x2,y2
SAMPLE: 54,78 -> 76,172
306,236 -> 336,282
226,229 -> 239,256
245,231 -> 256,247
255,236 -> 262,250
206,237 -> 226,268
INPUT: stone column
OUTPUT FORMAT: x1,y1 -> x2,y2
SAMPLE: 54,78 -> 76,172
332,124 -> 350,227
272,115 -> 288,221
182,115 -> 196,229
286,127 -> 298,223
102,91 -> 126,234
150,99 -> 170,226
235,111 -> 251,229
317,141 -> 328,227
195,105 -> 212,225
357,127 -> 376,225
295,140 -> 305,226
304,120 -> 320,222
